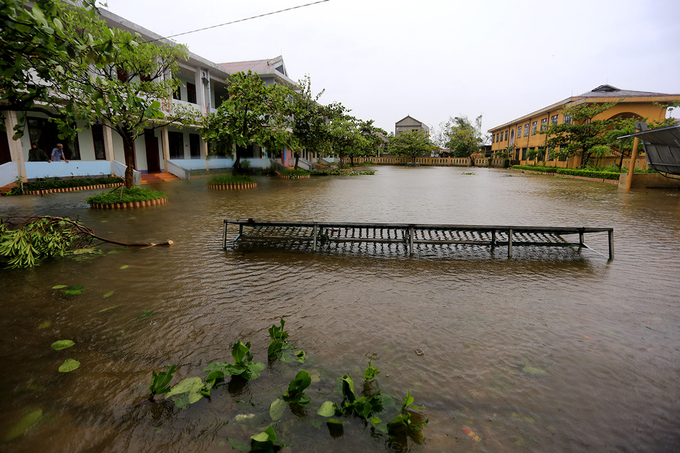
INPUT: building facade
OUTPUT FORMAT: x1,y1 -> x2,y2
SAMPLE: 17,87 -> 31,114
395,116 -> 430,137
488,85 -> 680,168
0,10 -> 298,188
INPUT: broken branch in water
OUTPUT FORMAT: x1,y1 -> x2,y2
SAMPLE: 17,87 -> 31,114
0,216 -> 173,269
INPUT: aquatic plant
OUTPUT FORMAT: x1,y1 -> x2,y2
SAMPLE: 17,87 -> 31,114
203,340 -> 265,382
229,424 -> 288,453
267,318 -> 305,363
148,365 -> 176,402
371,389 -> 428,434
270,370 -> 312,420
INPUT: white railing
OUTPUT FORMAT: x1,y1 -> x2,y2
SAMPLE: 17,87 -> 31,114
166,160 -> 190,179
112,161 -> 140,186
172,99 -> 204,115
0,161 -> 19,188
26,161 -> 112,179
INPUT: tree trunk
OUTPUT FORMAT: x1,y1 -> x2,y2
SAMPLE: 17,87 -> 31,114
122,132 -> 136,188
294,151 -> 300,170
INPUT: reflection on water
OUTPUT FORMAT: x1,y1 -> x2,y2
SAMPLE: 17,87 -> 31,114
1,167 -> 680,452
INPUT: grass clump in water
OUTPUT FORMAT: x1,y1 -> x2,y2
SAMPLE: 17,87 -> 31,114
208,174 -> 255,185
86,187 -> 167,205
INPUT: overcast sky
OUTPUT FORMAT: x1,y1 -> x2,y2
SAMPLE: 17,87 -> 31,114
103,0 -> 680,137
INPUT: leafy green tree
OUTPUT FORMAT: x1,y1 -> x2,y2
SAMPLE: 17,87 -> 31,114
202,71 -> 292,172
441,115 -> 483,157
357,120 -> 388,159
0,0 -> 115,138
327,116 -> 370,166
52,10 -> 199,188
387,130 -> 436,162
288,75 -> 345,169
541,102 -> 623,168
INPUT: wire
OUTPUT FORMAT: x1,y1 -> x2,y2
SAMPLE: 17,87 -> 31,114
149,0 -> 330,42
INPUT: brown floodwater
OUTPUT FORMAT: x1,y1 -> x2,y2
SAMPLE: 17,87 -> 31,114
1,166 -> 679,452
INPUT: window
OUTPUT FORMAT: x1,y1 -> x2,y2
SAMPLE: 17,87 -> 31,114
173,85 -> 181,100
521,148 -> 527,160
491,134 -> 494,144
564,114 -> 572,125
190,134 -> 201,159
551,114 -> 559,124
523,124 -> 529,137
504,130 -> 508,141
187,83 -> 197,104
531,121 -> 538,135
540,118 -> 548,131
27,117 -> 81,160
517,126 -> 522,138
91,124 -> 106,160
168,131 -> 184,159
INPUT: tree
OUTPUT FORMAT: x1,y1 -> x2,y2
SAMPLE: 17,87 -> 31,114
288,75 -> 345,169
0,0 -> 115,138
441,115 -> 483,157
540,102 -> 623,168
52,9 -> 199,188
357,120 -> 387,159
202,71 -> 291,172
326,116 -> 369,166
387,130 -> 436,162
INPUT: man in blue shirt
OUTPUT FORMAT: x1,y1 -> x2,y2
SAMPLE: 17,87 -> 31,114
49,143 -> 68,163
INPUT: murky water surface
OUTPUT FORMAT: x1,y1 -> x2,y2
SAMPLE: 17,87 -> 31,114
1,167 -> 679,452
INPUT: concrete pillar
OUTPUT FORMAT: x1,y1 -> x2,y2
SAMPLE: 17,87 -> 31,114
5,111 -> 26,181
202,139 -> 209,170
161,126 -> 170,172
103,122 -> 115,175
625,136 -> 640,192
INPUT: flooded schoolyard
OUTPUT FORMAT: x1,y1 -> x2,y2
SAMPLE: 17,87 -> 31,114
1,166 -> 679,452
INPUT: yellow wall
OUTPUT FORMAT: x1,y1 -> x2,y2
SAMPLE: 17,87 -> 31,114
489,97 -> 672,167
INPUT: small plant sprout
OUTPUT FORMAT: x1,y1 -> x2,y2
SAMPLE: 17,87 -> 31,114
203,340 -> 266,383
267,318 -> 305,363
363,354 -> 381,382
148,365 -> 176,402
270,370 -> 312,420
229,424 -> 288,453
371,389 -> 428,434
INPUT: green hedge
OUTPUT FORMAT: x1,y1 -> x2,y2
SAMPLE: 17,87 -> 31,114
512,165 -> 557,173
86,187 -> 167,205
512,165 -> 619,180
207,174 -> 255,185
556,168 -> 620,180
24,176 -> 123,191
310,170 -> 376,176
281,169 -> 310,176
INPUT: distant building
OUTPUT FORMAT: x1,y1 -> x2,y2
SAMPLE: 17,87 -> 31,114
395,116 -> 430,137
217,56 -> 295,87
488,84 -> 680,167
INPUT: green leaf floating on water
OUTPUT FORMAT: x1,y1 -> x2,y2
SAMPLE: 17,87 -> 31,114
317,401 -> 338,417
165,377 -> 206,408
60,285 -> 84,295
52,285 -> 68,289
58,359 -> 80,372
38,321 -> 51,330
4,409 -> 43,442
103,291 -> 115,299
120,265 -> 129,270
270,398 -> 287,421
522,366 -> 548,375
137,310 -> 154,319
51,340 -> 75,350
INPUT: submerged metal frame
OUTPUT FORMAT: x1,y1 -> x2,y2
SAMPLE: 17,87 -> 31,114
223,219 -> 614,260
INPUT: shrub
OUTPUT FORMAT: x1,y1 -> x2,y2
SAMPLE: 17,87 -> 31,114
512,165 -> 557,173
86,187 -> 167,205
24,176 -> 123,191
282,169 -> 310,176
207,174 -> 255,185
556,168 -> 620,180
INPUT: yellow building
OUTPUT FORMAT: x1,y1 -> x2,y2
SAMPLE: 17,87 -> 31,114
488,85 -> 680,168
